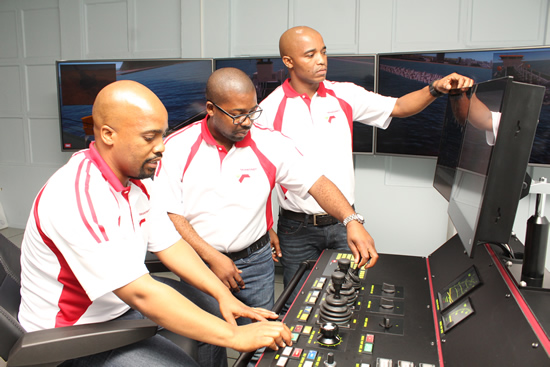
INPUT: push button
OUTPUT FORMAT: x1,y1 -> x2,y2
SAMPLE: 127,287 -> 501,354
276,356 -> 288,366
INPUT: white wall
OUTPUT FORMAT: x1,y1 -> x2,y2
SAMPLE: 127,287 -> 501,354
1,0 -> 550,265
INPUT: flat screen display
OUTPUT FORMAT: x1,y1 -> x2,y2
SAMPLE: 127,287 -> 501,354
56,59 -> 213,151
214,57 -> 287,102
326,55 -> 376,154
376,50 -> 495,157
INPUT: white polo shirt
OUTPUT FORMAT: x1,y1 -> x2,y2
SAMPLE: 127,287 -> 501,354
153,117 -> 322,253
257,79 -> 397,214
19,143 -> 181,332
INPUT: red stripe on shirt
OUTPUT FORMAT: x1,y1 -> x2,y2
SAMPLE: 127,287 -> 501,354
33,186 -> 93,328
247,139 -> 276,230
324,87 -> 354,146
84,160 -> 109,241
75,160 -> 103,243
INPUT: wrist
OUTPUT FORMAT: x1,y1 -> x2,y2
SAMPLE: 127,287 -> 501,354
342,212 -> 365,227
428,81 -> 444,98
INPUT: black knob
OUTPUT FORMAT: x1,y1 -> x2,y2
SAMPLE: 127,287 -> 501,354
338,258 -> 351,274
331,271 -> 346,297
317,322 -> 341,345
324,352 -> 337,367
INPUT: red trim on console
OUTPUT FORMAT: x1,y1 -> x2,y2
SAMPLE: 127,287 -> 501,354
425,257 -> 445,367
485,244 -> 550,356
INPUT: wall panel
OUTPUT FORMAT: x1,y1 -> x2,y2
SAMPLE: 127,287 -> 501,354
84,0 -> 129,57
28,117 -> 72,165
0,10 -> 19,59
0,66 -> 23,115
21,7 -> 61,58
134,0 -> 181,57
0,118 -> 26,164
25,64 -> 58,116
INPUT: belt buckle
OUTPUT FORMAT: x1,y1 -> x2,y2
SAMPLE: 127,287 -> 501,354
313,213 -> 327,226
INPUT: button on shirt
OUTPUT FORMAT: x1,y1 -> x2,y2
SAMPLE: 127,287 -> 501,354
153,117 -> 322,253
257,79 -> 397,214
19,143 -> 181,332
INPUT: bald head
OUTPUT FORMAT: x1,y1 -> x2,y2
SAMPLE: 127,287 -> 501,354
206,67 -> 256,104
92,80 -> 167,136
279,26 -> 322,58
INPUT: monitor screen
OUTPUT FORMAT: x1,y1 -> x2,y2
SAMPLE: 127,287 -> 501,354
325,55 -> 376,154
491,47 -> 550,166
214,57 -> 287,102
376,50 -> 494,157
443,77 -> 544,256
56,59 -> 213,151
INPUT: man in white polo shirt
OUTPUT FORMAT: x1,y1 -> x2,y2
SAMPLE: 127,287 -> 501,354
19,80 -> 292,367
153,68 -> 376,325
256,26 -> 475,309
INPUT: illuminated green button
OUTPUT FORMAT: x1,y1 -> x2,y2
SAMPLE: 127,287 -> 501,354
363,342 -> 373,354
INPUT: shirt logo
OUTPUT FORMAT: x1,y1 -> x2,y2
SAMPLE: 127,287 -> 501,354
328,116 -> 336,123
239,174 -> 250,183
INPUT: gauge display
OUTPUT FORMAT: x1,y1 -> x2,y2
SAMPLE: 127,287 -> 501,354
438,266 -> 481,311
441,297 -> 475,332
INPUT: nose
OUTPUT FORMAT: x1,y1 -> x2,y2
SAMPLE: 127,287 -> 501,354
239,116 -> 253,127
153,137 -> 165,154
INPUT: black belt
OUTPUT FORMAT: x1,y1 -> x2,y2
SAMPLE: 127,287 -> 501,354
223,232 -> 270,261
280,208 -> 339,227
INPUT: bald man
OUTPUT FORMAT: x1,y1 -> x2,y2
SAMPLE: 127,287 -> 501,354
153,68 -> 374,328
19,80 -> 292,367
256,26 -> 475,309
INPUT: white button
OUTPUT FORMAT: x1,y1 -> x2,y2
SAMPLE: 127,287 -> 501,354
276,356 -> 288,366
281,346 -> 292,356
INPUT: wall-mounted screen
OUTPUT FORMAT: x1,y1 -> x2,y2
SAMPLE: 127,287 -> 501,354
56,59 -> 213,151
214,57 -> 287,103
491,47 -> 550,166
326,55 -> 376,154
376,50 -> 494,157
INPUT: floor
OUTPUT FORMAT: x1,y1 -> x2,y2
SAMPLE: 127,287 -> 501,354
0,227 -> 284,367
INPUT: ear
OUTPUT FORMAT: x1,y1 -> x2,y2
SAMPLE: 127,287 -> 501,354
100,125 -> 116,146
206,101 -> 215,118
282,56 -> 293,70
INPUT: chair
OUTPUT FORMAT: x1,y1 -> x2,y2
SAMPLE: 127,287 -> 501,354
0,233 -> 196,366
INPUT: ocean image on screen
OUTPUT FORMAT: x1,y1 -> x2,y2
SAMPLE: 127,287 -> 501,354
377,51 -> 493,157
58,60 -> 212,151
492,48 -> 550,165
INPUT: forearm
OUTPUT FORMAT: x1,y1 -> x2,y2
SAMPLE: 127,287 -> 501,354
168,213 -> 224,265
392,86 -> 435,118
115,274 -> 236,347
308,175 -> 355,221
155,238 -> 233,303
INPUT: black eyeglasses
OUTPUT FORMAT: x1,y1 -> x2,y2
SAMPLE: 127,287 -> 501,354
208,100 -> 263,125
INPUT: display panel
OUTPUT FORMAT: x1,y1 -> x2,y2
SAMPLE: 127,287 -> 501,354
376,50 -> 495,157
214,57 -> 287,102
437,266 -> 482,311
216,55 -> 376,153
325,55 -> 376,154
443,77 -> 544,256
441,297 -> 475,333
56,59 -> 213,151
491,47 -> 550,165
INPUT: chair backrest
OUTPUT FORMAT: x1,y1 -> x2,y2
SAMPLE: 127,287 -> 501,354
0,233 -> 25,361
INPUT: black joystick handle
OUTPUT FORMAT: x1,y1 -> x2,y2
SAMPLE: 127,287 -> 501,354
331,271 -> 345,298
324,352 -> 337,367
338,258 -> 351,274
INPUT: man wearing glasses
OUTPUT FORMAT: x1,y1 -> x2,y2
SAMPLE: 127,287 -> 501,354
153,67 -> 375,324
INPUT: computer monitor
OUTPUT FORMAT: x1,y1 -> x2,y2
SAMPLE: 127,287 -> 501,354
56,59 -> 213,151
214,57 -> 287,102
325,55 -> 376,154
376,50 -> 495,157
439,77 -> 544,257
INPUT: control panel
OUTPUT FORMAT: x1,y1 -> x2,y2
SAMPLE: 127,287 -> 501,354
256,251 -> 440,367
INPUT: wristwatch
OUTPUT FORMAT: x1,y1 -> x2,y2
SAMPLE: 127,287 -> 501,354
429,81 -> 444,98
342,213 -> 365,226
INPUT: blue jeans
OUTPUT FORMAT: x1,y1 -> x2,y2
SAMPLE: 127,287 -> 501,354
232,241 -> 275,319
232,241 -> 275,366
59,276 -> 227,367
277,215 -> 348,311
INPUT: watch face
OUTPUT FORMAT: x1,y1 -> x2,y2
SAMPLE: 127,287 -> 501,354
357,213 -> 365,223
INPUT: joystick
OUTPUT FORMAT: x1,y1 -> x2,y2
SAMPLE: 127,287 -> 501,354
319,272 -> 353,324
328,266 -> 358,308
317,322 -> 341,346
337,258 -> 362,291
